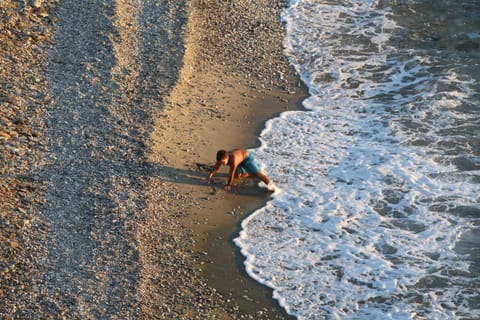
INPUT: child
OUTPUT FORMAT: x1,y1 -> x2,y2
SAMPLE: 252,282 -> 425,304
206,149 -> 275,191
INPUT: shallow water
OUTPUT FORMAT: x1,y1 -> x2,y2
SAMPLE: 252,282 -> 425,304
235,0 -> 480,319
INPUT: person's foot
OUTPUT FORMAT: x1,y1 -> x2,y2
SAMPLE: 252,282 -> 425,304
267,181 -> 276,192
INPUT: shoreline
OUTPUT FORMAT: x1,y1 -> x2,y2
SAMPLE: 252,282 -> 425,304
195,88 -> 307,318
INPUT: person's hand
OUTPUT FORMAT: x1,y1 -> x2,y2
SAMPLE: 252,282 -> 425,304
224,184 -> 231,191
205,176 -> 211,184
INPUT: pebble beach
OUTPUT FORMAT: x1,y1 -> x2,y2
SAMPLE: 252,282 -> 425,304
0,0 -> 304,319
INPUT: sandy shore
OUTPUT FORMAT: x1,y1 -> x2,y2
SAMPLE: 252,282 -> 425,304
141,0 -> 307,317
1,0 -> 305,318
143,1 -> 307,318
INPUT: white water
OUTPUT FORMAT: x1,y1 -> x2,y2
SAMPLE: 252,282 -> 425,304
235,0 -> 480,319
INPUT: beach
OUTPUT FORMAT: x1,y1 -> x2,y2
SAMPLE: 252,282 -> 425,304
1,0 -> 305,318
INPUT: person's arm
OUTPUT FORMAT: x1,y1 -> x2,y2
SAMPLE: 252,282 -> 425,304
225,164 -> 238,190
206,162 -> 221,183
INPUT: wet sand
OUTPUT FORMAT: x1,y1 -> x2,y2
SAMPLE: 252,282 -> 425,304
149,68 -> 306,318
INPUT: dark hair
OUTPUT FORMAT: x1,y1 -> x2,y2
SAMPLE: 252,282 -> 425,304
216,150 -> 228,162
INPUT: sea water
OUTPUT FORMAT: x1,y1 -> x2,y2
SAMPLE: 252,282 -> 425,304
234,1 -> 480,319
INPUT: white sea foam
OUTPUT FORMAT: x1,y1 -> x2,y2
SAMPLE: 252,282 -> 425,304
235,0 -> 480,319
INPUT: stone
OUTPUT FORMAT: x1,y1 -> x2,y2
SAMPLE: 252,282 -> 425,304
0,131 -> 11,140
31,0 -> 43,9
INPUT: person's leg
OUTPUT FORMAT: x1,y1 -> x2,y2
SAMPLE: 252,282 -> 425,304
235,172 -> 250,179
245,154 -> 275,190
235,163 -> 250,179
254,172 -> 271,185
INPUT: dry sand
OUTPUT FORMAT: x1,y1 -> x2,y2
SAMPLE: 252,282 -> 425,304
1,0 -> 306,319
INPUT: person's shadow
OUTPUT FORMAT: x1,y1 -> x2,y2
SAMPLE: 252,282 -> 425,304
147,161 -> 269,197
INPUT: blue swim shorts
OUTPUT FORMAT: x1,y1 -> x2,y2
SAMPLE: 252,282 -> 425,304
235,152 -> 260,175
